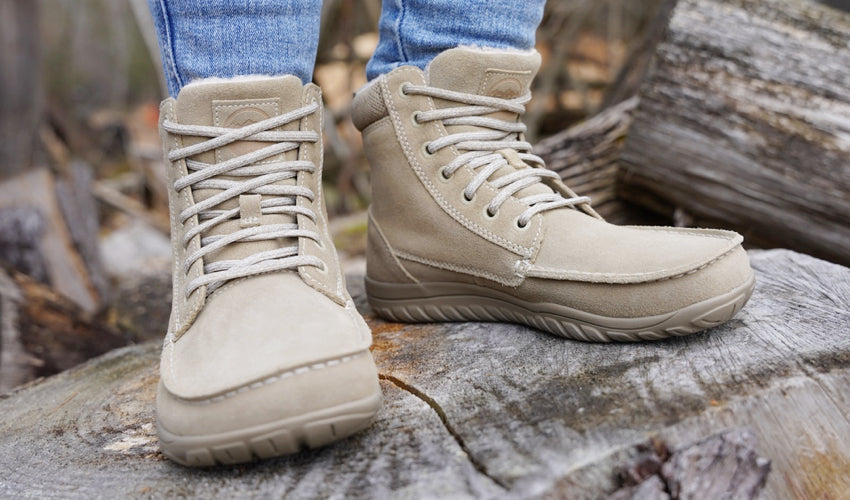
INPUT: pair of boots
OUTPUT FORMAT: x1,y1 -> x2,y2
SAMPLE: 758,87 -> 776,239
156,48 -> 754,466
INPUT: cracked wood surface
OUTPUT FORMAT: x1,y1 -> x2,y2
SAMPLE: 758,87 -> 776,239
1,249 -> 848,499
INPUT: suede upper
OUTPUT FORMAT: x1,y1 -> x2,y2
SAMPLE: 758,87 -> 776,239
159,77 -> 371,400
353,47 -> 754,319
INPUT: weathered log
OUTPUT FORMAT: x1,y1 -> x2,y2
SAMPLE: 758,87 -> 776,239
535,98 -> 636,219
535,97 -> 669,225
609,430 -> 771,500
617,0 -> 850,265
1,249 -> 847,499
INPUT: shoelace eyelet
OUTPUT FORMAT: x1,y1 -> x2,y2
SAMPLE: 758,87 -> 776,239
514,218 -> 529,230
421,142 -> 436,158
462,191 -> 475,203
484,207 -> 498,219
400,83 -> 412,97
438,166 -> 452,181
411,111 -> 423,127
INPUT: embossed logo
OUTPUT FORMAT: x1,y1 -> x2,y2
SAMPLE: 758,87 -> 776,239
213,101 -> 279,162
488,77 -> 524,99
222,106 -> 271,128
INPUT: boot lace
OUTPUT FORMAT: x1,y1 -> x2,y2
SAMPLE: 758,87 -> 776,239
403,83 -> 590,227
162,102 -> 324,297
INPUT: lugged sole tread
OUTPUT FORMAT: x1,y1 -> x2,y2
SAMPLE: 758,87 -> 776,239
158,393 -> 381,467
368,275 -> 756,343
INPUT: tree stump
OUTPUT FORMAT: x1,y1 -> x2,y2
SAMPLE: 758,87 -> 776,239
616,0 -> 850,266
1,249 -> 847,499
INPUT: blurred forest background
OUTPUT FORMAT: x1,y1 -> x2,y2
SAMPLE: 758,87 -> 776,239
35,0 -> 663,222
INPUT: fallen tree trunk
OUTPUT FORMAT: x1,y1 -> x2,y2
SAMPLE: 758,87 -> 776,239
617,0 -> 850,265
1,249 -> 847,499
535,97 -> 669,225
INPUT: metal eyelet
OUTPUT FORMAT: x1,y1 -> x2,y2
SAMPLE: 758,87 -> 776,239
484,207 -> 498,219
514,218 -> 530,231
399,83 -> 412,97
421,142 -> 436,158
462,191 -> 475,204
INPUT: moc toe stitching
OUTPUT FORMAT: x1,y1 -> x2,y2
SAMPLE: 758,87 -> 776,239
164,350 -> 373,406
527,246 -> 742,283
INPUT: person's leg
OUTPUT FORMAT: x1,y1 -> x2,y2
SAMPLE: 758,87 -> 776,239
148,0 -> 322,96
366,0 -> 546,80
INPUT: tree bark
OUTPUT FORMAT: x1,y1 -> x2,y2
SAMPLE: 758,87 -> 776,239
535,97 -> 670,225
617,0 -> 850,265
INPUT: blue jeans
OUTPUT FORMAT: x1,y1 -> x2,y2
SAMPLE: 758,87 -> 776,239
149,0 -> 546,97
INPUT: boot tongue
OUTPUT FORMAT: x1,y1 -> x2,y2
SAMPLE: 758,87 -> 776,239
427,47 -> 541,99
175,75 -> 305,166
426,48 -> 554,202
174,76 -> 308,265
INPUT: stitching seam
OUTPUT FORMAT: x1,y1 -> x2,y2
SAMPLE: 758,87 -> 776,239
156,0 -> 182,92
396,250 -> 524,287
380,70 -> 536,257
527,247 -> 739,283
297,90 -> 341,302
173,351 -> 370,405
213,100 -> 281,166
369,212 -> 420,284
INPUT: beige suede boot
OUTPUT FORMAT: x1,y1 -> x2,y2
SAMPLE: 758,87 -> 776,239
156,76 -> 381,466
352,47 -> 755,342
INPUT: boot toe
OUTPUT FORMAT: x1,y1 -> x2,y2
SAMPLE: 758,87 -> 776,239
156,350 -> 382,466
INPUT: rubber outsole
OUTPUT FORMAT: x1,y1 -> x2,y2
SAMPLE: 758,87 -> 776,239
366,273 -> 756,342
157,390 -> 382,467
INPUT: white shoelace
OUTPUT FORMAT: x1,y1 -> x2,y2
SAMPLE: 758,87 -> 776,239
162,102 -> 325,297
403,83 -> 591,227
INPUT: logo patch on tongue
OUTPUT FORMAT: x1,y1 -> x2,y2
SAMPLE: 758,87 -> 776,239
479,69 -> 533,99
223,107 -> 271,128
213,98 -> 281,163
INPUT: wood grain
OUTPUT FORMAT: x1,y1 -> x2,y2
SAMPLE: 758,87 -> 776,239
0,267 -> 127,393
535,97 -> 669,226
0,249 -> 847,498
618,0 -> 850,265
